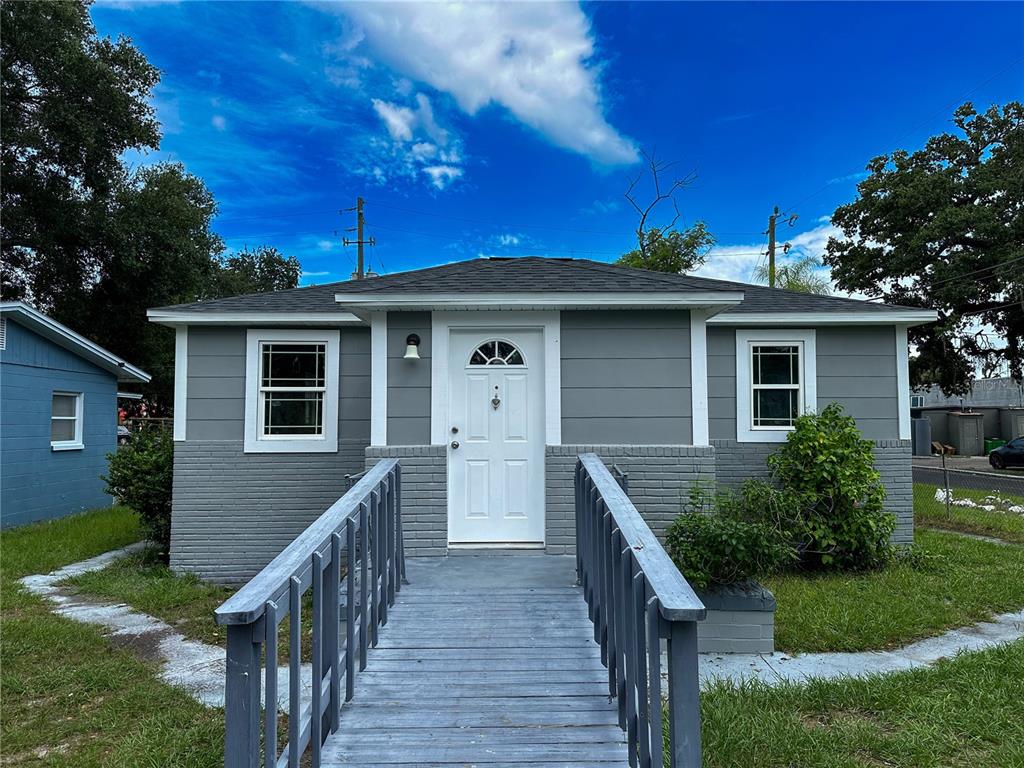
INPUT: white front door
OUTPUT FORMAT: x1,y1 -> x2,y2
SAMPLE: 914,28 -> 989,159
447,330 -> 545,544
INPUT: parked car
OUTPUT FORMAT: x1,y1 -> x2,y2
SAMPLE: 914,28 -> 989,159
117,425 -> 132,445
989,437 -> 1024,469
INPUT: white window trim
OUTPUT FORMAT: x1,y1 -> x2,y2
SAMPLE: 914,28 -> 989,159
244,329 -> 339,453
51,391 -> 84,451
735,329 -> 817,443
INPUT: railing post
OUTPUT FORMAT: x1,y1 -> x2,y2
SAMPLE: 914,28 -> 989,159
395,463 -> 408,585
224,623 -> 261,768
667,619 -> 702,768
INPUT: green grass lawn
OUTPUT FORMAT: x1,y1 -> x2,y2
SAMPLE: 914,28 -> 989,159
764,528 -> 1024,654
0,507 -> 224,767
699,639 -> 1024,768
914,482 -> 1024,544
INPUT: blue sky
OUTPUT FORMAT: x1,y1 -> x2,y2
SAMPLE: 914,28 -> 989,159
92,1 -> 1024,288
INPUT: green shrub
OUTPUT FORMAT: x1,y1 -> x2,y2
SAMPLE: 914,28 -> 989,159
104,428 -> 173,555
767,402 -> 895,570
665,513 -> 793,591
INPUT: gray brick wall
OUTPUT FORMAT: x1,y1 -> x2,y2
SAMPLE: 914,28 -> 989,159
170,440 -> 366,584
544,445 -> 716,555
874,439 -> 913,543
366,445 -> 447,557
712,438 -> 914,543
698,610 -> 775,654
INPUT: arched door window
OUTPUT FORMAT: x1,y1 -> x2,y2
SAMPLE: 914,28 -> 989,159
468,340 -> 525,366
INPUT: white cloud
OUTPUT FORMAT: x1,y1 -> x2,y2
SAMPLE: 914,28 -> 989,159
301,270 -> 330,277
423,164 -> 463,190
317,240 -> 335,251
497,233 -> 521,247
333,2 -> 638,166
372,99 -> 416,142
364,92 -> 466,190
278,51 -> 297,65
211,114 -> 227,131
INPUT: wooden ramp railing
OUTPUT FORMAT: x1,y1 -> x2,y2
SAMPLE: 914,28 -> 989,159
215,459 -> 404,768
576,453 -> 707,768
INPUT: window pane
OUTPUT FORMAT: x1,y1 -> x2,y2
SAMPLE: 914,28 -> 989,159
753,345 -> 798,385
52,394 -> 77,417
469,340 -> 525,366
753,389 -> 798,427
261,343 -> 325,388
51,418 -> 76,442
264,392 -> 324,435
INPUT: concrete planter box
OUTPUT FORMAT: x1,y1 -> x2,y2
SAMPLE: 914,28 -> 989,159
696,582 -> 776,654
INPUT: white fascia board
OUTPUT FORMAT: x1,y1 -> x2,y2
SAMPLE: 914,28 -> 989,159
709,310 -> 937,327
0,301 -> 151,383
147,310 -> 365,326
333,291 -> 746,310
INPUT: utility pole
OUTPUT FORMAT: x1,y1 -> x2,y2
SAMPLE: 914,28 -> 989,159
764,207 -> 797,288
766,206 -> 779,288
343,197 -> 375,279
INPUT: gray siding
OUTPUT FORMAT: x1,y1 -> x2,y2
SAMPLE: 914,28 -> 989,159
708,325 -> 899,441
174,325 -> 371,581
545,445 -> 715,555
560,311 -> 692,444
0,320 -> 118,528
386,312 -> 431,445
186,326 -> 370,443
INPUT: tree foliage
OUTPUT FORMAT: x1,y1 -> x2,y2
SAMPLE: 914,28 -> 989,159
752,255 -> 832,295
0,1 -> 301,409
825,102 -> 1024,393
617,151 -> 714,273
214,246 -> 302,297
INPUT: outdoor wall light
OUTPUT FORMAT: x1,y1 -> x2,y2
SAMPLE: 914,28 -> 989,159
404,333 -> 421,360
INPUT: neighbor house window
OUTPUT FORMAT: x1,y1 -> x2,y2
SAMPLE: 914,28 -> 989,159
51,391 -> 84,450
735,329 -> 816,442
244,329 -> 339,453
910,394 -> 924,408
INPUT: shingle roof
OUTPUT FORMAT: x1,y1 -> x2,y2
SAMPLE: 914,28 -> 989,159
152,256 -> 924,315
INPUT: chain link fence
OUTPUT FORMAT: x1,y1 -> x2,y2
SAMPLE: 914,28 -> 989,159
913,456 -> 1024,539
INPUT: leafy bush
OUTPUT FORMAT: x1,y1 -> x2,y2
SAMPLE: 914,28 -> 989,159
104,428 -> 173,555
665,512 -> 793,591
767,402 -> 895,569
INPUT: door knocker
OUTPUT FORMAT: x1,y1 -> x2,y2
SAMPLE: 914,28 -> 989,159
491,385 -> 501,410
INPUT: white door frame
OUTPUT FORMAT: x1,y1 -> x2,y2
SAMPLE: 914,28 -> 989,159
431,311 -> 561,445
431,311 -> 560,545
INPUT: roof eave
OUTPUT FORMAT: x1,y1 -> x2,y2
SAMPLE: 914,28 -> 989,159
1,302 -> 151,383
708,309 -> 938,327
333,291 -> 746,312
147,310 -> 366,327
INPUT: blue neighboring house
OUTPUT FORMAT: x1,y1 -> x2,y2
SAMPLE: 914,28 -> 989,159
0,302 -> 150,528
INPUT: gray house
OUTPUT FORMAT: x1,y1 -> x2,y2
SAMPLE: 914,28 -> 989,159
149,257 -> 935,583
1,302 -> 150,528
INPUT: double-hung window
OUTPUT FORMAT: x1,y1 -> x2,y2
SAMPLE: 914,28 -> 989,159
736,330 -> 816,442
244,329 -> 340,453
51,391 -> 84,450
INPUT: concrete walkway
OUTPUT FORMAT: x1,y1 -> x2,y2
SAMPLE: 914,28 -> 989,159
697,607 -> 1024,687
20,544 -> 1024,706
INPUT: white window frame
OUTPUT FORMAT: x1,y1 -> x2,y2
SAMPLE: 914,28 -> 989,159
244,329 -> 339,453
910,394 -> 924,409
51,391 -> 84,451
735,329 -> 816,443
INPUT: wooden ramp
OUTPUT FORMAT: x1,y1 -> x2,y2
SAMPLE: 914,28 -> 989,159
321,553 -> 628,767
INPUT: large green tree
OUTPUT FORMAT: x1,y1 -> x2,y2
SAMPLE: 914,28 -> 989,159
825,102 -> 1023,393
1,1 -> 300,409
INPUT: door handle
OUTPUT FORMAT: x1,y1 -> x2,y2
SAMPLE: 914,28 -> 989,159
450,441 -> 460,450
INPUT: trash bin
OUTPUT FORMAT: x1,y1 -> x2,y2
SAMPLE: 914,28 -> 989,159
985,438 -> 1007,455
